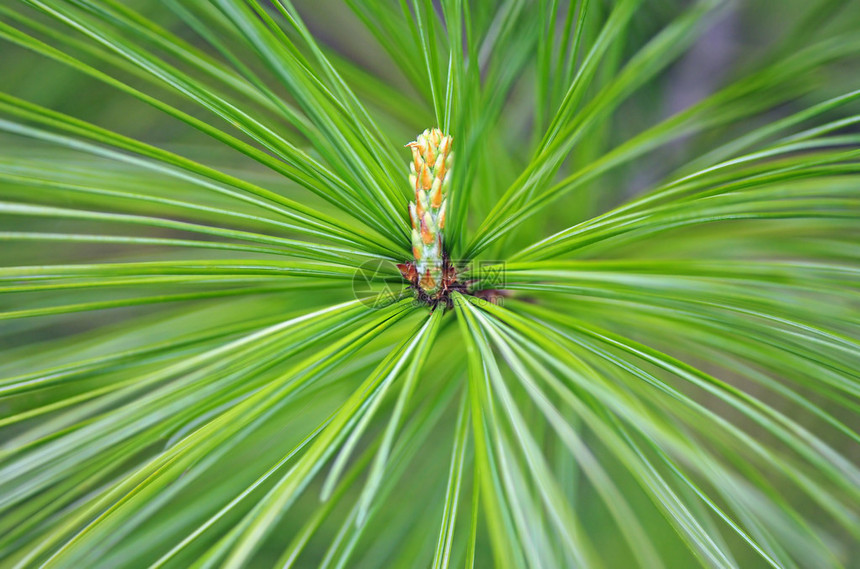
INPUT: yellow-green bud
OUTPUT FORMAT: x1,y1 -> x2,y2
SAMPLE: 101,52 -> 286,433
405,128 -> 453,294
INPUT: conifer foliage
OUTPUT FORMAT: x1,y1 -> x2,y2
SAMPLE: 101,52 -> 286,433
0,1 -> 858,568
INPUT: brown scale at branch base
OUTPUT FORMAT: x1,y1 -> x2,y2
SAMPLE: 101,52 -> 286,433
397,254 -> 512,310
397,254 -> 467,310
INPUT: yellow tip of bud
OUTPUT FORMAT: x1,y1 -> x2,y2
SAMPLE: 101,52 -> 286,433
420,165 -> 433,190
430,178 -> 442,208
420,219 -> 434,244
420,271 -> 436,291
439,135 -> 452,156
